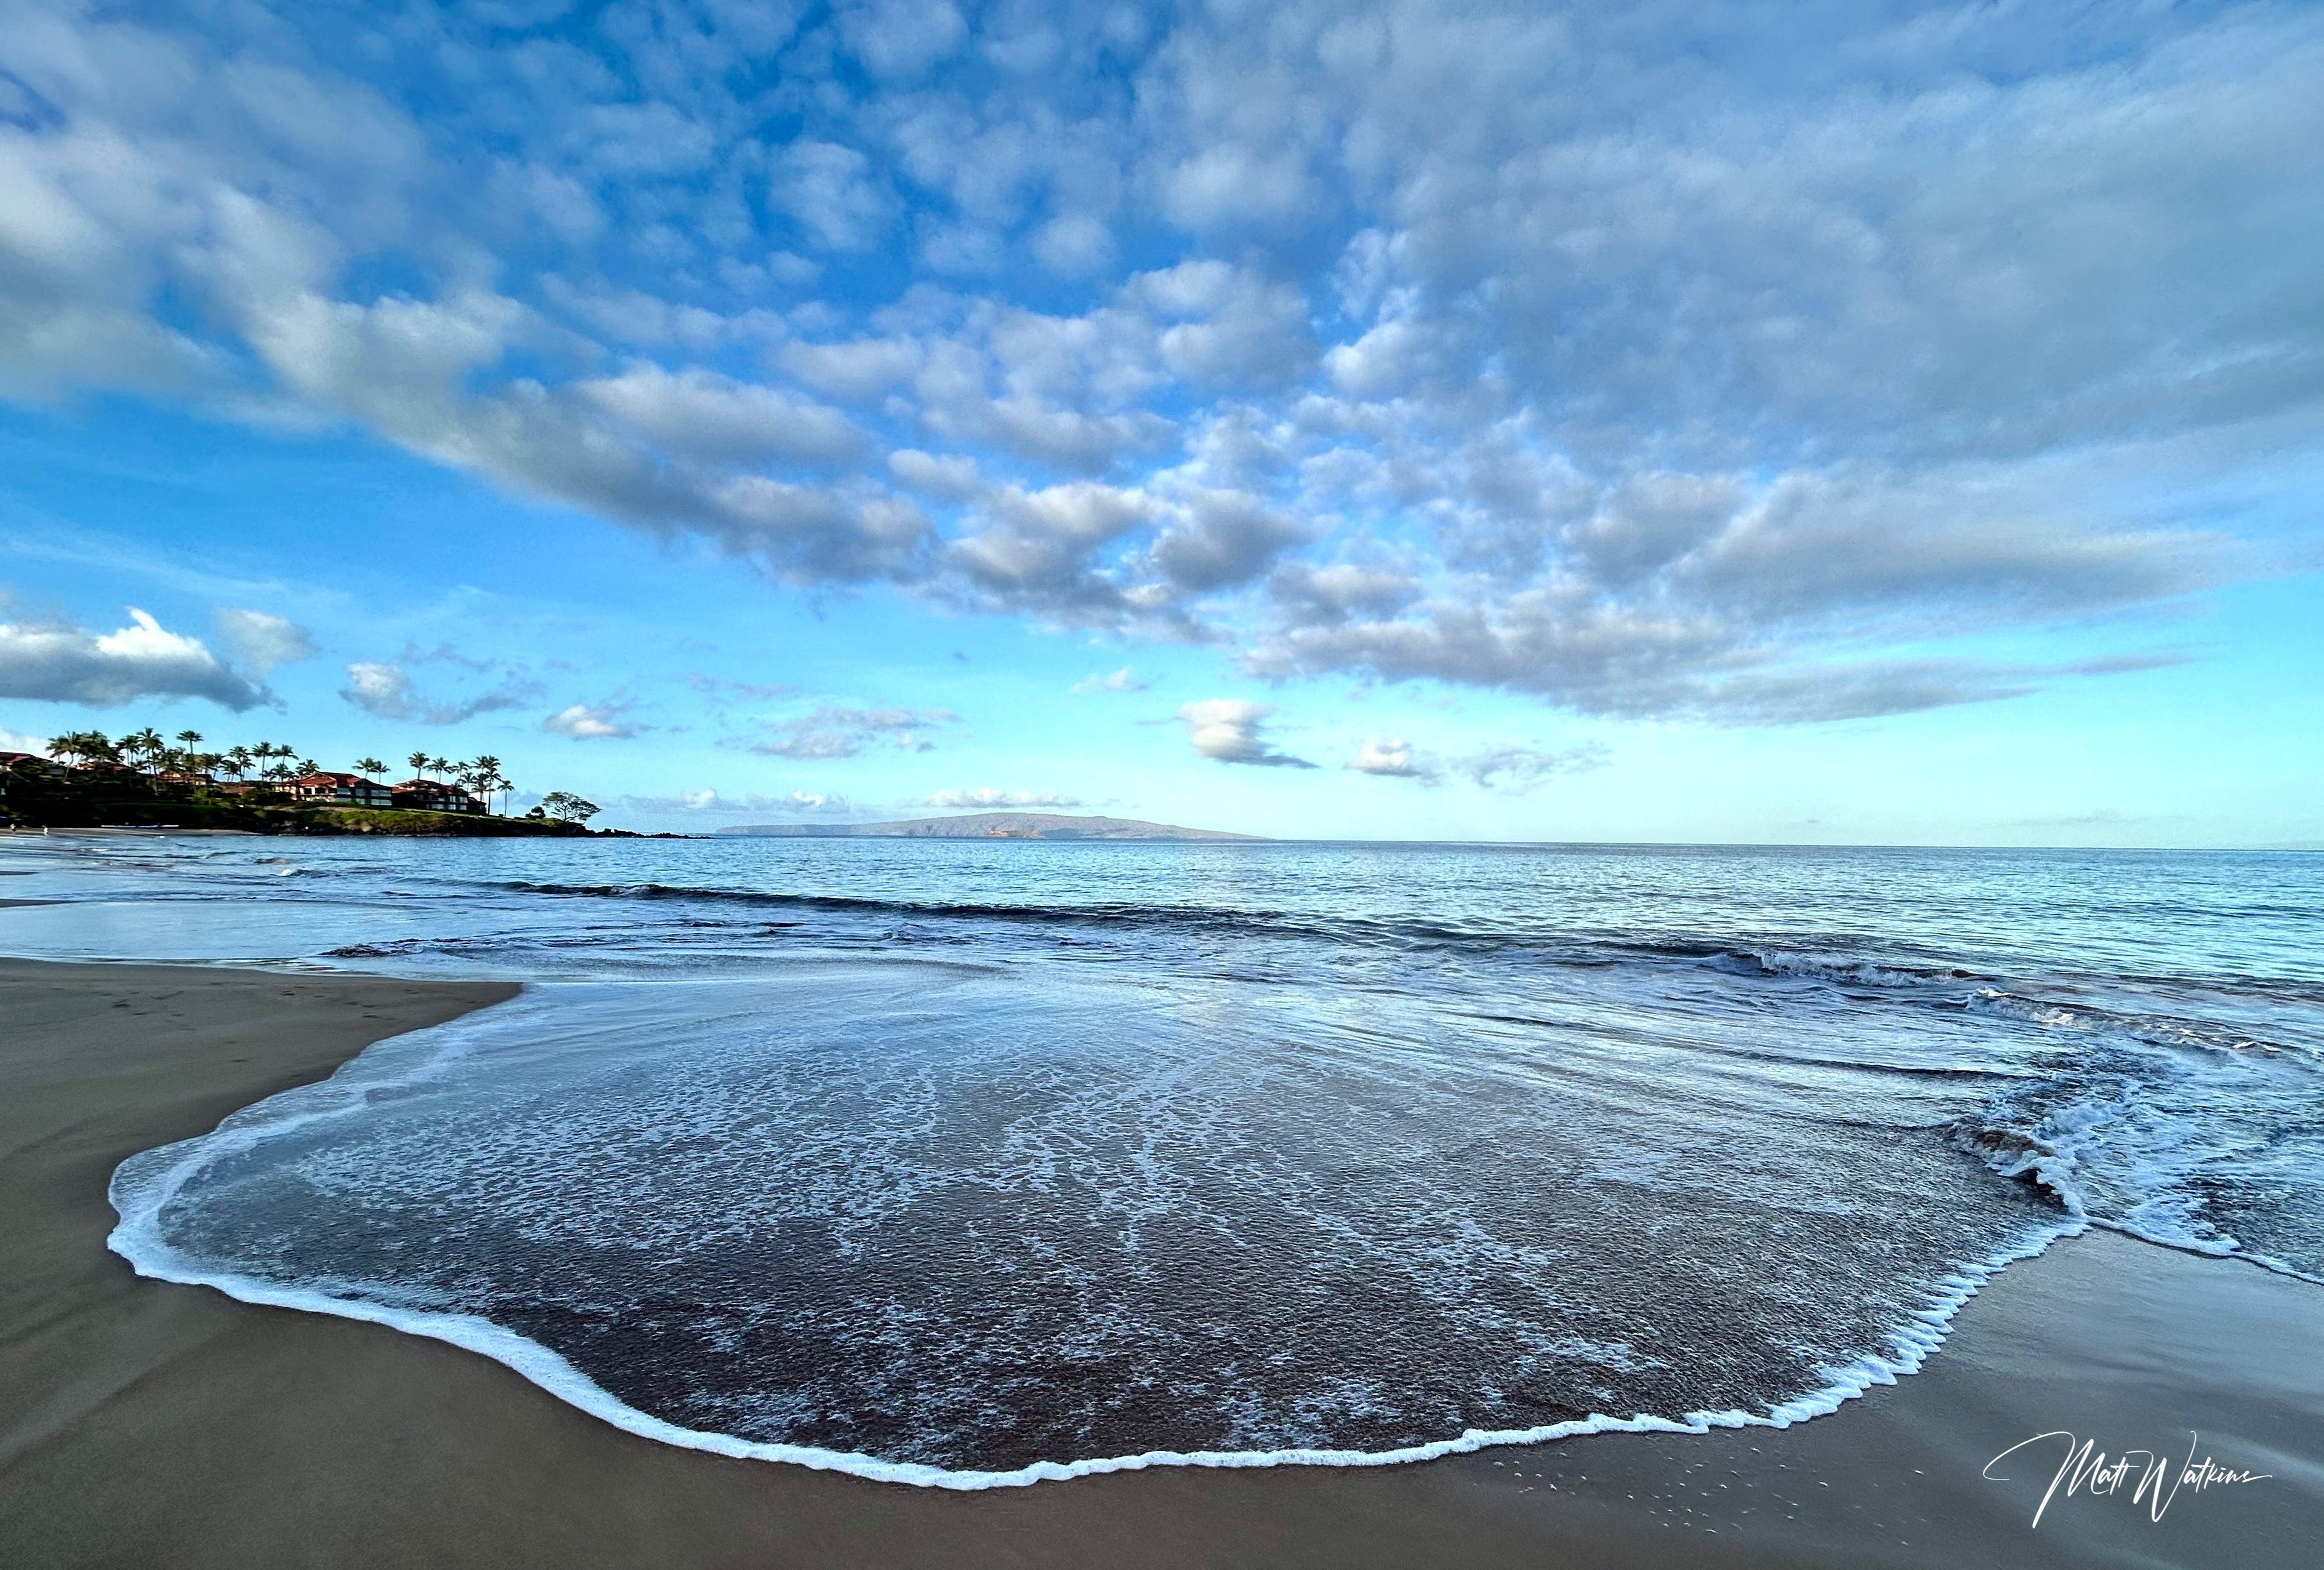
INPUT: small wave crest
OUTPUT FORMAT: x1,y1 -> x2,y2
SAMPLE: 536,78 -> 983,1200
1964,987 -> 2303,1057
1707,948 -> 1980,988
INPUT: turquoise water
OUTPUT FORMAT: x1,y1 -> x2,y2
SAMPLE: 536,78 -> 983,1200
4,833 -> 2318,1483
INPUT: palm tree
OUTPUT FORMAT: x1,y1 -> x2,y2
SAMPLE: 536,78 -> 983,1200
225,745 -> 252,780
355,758 -> 387,779
408,751 -> 431,781
47,732 -> 111,766
120,727 -> 165,771
473,755 -> 509,814
175,729 -> 202,749
427,755 -> 452,779
297,758 -> 320,775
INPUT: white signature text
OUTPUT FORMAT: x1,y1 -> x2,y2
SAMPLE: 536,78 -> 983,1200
1983,1430 -> 2271,1528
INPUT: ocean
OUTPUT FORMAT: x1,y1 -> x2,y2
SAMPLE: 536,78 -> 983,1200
4,833 -> 2318,1487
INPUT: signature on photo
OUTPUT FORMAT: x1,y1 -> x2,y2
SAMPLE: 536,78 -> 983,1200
1984,1430 -> 2272,1528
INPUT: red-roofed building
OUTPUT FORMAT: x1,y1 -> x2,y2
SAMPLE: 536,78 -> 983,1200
286,772 -> 396,808
389,778 -> 483,814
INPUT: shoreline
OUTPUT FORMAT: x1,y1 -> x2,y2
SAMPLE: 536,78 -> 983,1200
3,956 -> 2319,1565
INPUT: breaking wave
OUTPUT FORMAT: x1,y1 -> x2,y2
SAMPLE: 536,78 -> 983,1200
2,831 -> 2314,1484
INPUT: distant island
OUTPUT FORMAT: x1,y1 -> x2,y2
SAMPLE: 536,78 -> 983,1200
718,812 -> 1261,841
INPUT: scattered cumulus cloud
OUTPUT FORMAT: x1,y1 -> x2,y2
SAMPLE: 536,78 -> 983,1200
1178,698 -> 1314,769
1458,743 -> 1610,792
1071,665 -> 1148,694
1348,735 -> 1609,791
212,609 -> 318,678
0,2 -> 2312,723
544,700 -> 645,740
922,788 -> 1081,809
1348,736 -> 1428,779
338,661 -> 541,725
685,674 -> 798,700
750,703 -> 958,758
0,603 -> 268,710
610,788 -> 861,817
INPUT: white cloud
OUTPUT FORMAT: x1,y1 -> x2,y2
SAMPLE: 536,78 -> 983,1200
783,337 -> 925,404
1346,735 -> 1609,791
1178,697 -> 1313,769
610,789 -> 860,817
1071,666 -> 1148,694
0,0 -> 2312,727
1458,743 -> 1610,792
750,704 -> 958,759
212,608 -> 317,678
544,700 -> 643,740
766,790 -> 855,817
574,364 -> 864,467
685,674 -> 797,701
1143,489 -> 1309,594
771,140 -> 895,252
837,0 -> 966,82
1130,261 -> 1316,390
887,448 -> 983,502
339,662 -> 539,725
922,788 -> 1081,809
1348,736 -> 1429,779
1031,213 -> 1114,276
944,481 -> 1169,625
0,604 -> 267,710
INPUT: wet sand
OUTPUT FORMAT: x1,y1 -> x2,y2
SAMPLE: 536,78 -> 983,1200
2,956 -> 2317,1567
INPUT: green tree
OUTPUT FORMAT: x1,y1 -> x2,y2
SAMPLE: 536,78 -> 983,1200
408,751 -> 431,780
355,758 -> 387,778
539,791 -> 599,825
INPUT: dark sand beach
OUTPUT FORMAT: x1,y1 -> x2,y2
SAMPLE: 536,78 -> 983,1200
2,956 -> 2318,1568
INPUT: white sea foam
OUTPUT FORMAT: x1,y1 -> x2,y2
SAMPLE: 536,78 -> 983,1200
107,1177 -> 2083,1491
107,973 -> 2091,1489
47,832 -> 2322,1485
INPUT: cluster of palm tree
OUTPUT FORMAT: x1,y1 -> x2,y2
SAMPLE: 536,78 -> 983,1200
220,740 -> 321,781
39,731 -> 518,815
402,751 -> 514,814
43,728 -> 305,779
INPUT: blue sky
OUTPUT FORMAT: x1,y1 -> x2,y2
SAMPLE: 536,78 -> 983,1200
1,0 -> 2318,844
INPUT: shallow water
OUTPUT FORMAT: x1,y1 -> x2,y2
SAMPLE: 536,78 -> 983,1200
6,833 -> 2319,1483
